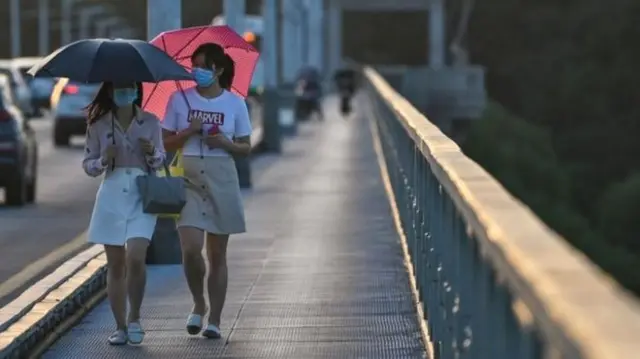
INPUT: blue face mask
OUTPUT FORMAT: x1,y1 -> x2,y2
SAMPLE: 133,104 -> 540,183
113,88 -> 138,107
192,67 -> 216,88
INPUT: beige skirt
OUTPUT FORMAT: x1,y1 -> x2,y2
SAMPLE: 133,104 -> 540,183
177,155 -> 246,235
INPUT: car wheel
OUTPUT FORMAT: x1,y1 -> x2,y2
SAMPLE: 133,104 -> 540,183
26,157 -> 37,204
5,174 -> 27,206
54,126 -> 70,147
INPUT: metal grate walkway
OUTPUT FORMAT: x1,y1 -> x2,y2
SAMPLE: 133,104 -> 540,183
43,105 -> 427,358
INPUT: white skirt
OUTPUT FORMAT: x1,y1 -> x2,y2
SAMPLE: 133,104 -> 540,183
88,167 -> 157,246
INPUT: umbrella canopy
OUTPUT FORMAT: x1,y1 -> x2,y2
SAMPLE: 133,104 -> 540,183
28,38 -> 193,83
141,25 -> 260,120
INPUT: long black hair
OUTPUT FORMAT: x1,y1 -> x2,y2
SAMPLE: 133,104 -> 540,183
85,82 -> 143,124
191,43 -> 235,90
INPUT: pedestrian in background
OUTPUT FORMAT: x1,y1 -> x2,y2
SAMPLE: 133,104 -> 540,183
82,82 -> 166,345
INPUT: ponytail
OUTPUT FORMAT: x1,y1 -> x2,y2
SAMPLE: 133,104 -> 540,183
219,54 -> 235,90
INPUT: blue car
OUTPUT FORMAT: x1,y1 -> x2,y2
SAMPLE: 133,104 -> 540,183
0,75 -> 38,206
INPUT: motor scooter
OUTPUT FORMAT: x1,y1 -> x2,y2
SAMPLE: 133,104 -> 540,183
339,87 -> 353,116
334,69 -> 357,117
294,79 -> 322,121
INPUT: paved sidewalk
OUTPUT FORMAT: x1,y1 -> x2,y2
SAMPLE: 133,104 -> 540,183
43,111 -> 427,358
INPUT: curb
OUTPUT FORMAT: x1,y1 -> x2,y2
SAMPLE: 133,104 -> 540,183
0,245 -> 106,359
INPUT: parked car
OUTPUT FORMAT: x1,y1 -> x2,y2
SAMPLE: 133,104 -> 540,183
0,60 -> 36,118
0,75 -> 38,206
13,57 -> 55,111
51,78 -> 100,146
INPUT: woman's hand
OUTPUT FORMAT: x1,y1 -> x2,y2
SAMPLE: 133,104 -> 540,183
101,144 -> 118,166
188,117 -> 202,134
205,134 -> 233,150
138,138 -> 155,155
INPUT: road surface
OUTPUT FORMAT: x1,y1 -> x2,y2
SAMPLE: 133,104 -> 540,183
0,116 -> 99,306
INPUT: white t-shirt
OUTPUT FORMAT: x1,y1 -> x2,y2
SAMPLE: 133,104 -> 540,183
161,88 -> 252,157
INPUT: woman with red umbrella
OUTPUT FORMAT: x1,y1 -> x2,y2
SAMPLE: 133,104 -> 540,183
161,43 -> 252,339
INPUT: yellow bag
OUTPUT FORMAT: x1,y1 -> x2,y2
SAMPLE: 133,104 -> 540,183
157,150 -> 184,219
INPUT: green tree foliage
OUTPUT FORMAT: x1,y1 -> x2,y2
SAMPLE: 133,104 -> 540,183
598,174 -> 640,252
455,0 -> 640,220
463,104 -> 640,294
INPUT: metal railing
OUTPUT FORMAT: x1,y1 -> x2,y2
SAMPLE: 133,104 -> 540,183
362,66 -> 640,359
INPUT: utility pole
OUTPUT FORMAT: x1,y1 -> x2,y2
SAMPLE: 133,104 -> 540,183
38,0 -> 49,55
429,0 -> 445,68
281,0 -> 299,83
223,0 -> 252,187
96,18 -> 121,38
261,0 -> 282,152
79,6 -> 107,39
327,0 -> 341,76
147,0 -> 181,40
223,0 -> 245,34
263,0 -> 277,89
305,0 -> 324,74
147,0 -> 183,265
10,0 -> 21,57
61,0 -> 75,45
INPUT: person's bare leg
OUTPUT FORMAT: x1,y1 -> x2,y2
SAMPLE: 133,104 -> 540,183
179,226 -> 207,315
125,238 -> 149,323
104,245 -> 127,330
205,234 -> 229,327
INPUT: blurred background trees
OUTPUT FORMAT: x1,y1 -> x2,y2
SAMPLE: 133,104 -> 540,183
454,0 -> 640,292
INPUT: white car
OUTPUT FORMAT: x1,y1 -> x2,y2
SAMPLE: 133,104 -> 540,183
0,60 -> 36,118
13,57 -> 55,110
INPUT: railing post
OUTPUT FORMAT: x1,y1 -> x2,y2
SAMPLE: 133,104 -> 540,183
146,0 -> 183,265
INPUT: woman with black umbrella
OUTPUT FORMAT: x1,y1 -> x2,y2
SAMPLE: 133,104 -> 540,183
30,38 -> 192,346
82,82 -> 165,345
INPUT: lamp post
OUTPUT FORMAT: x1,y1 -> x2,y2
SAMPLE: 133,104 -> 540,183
223,0 -> 245,33
260,0 -> 283,152
61,0 -> 77,45
304,0 -> 324,74
10,0 -> 21,57
429,0 -> 445,68
38,0 -> 50,56
95,17 -> 122,38
79,5 -> 107,39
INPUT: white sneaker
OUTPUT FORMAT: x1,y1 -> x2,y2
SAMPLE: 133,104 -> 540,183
127,322 -> 145,344
202,324 -> 221,339
107,329 -> 128,345
186,313 -> 203,335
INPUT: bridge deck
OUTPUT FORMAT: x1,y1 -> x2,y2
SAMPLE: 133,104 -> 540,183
43,109 -> 427,358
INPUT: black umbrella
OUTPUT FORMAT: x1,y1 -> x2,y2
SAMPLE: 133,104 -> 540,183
27,38 -> 193,83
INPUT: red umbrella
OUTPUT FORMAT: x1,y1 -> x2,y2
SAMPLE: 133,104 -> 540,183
141,25 -> 260,121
